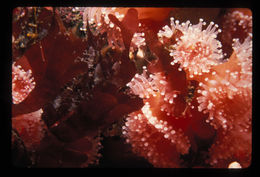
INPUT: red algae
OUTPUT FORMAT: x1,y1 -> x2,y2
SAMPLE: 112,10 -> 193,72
12,7 -> 252,168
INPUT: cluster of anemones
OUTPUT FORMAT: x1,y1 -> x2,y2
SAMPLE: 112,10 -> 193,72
123,9 -> 252,168
12,7 -> 252,168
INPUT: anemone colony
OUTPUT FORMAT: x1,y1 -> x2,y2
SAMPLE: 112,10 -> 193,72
12,7 -> 252,168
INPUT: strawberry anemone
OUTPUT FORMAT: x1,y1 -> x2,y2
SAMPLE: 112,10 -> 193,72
123,9 -> 252,168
